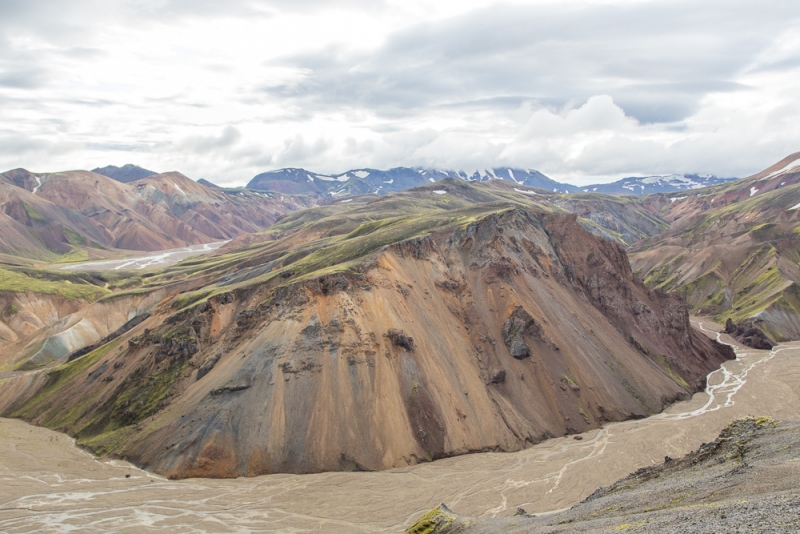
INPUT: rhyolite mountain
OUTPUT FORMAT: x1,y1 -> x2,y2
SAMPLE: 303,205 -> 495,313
92,164 -> 158,183
0,179 -> 732,478
629,151 -> 800,342
0,168 -> 317,260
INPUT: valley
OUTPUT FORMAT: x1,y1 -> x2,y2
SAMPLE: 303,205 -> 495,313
0,178 -> 732,478
0,154 -> 799,531
58,241 -> 228,272
1,321 -> 797,532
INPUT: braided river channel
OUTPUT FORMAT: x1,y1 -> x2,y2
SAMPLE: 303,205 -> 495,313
2,319 -> 799,532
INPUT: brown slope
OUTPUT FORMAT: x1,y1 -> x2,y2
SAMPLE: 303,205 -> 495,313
0,195 -> 732,478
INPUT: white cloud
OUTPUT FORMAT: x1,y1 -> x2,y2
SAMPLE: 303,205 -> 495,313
0,0 -> 799,185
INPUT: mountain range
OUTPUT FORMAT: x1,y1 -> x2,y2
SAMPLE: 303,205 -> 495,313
246,166 -> 735,197
0,178 -> 732,477
85,162 -> 735,197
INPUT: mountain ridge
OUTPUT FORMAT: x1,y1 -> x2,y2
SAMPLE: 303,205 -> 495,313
92,164 -> 158,183
247,166 -> 733,197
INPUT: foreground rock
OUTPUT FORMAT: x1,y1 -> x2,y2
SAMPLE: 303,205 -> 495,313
409,416 -> 800,533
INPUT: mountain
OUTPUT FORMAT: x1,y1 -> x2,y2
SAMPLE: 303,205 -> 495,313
0,168 -> 318,261
0,178 -> 732,478
248,167 -> 739,198
629,152 -> 800,341
247,166 -> 576,196
92,164 -> 158,183
580,174 -> 736,196
196,178 -> 221,189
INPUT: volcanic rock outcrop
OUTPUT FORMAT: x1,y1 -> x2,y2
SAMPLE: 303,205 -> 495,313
724,318 -> 775,349
0,181 -> 733,478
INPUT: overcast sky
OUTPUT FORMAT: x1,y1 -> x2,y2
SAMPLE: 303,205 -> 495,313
1,0 -> 799,186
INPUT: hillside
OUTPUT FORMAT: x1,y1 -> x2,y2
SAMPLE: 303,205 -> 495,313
629,152 -> 800,341
407,417 -> 800,533
0,179 -> 732,478
0,168 -> 317,261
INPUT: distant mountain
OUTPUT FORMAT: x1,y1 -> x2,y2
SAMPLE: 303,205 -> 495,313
0,168 -> 317,260
197,178 -> 220,189
630,152 -> 800,341
92,164 -> 157,183
247,167 -> 737,197
581,174 -> 736,195
247,166 -> 577,196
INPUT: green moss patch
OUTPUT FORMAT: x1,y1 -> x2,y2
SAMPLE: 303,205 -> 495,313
0,266 -> 109,301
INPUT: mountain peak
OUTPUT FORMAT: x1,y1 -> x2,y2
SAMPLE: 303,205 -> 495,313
92,164 -> 157,184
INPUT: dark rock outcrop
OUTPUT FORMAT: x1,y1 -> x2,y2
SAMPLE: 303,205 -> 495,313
387,329 -> 415,351
725,318 -> 775,349
501,306 -> 545,359
490,369 -> 507,384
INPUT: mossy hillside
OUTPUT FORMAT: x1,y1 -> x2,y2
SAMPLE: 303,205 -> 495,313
679,271 -> 726,312
0,265 -> 110,301
10,322 -> 196,458
160,185 -> 561,313
21,202 -> 45,222
61,227 -> 86,246
675,184 -> 800,246
78,356 -> 190,451
643,254 -> 684,290
11,339 -> 120,424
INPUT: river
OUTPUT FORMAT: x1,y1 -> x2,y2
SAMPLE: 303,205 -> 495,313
1,320 -> 798,532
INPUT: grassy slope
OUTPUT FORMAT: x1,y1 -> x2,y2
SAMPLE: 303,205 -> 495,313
632,179 -> 800,334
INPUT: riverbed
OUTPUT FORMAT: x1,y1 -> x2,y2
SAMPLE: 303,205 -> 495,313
1,320 -> 798,532
57,241 -> 228,271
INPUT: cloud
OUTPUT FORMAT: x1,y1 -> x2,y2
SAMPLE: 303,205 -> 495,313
0,0 -> 798,184
0,67 -> 48,88
179,126 -> 242,154
271,0 -> 798,123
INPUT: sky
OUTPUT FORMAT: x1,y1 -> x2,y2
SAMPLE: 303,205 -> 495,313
1,0 -> 799,187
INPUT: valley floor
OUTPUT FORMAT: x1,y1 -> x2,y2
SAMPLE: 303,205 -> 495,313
57,240 -> 228,271
1,320 -> 799,533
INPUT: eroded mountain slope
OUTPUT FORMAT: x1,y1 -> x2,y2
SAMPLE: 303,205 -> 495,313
0,180 -> 732,477
630,152 -> 800,341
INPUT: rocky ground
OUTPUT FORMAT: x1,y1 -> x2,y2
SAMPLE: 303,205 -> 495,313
408,416 -> 800,533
